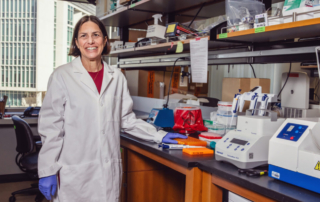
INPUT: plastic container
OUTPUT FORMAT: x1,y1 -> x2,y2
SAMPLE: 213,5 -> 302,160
226,126 -> 236,135
217,101 -> 233,111
217,101 -> 237,127
206,124 -> 226,136
199,133 -> 222,147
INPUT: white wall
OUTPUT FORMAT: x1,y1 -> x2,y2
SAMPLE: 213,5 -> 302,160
36,0 -> 54,92
208,63 -> 314,101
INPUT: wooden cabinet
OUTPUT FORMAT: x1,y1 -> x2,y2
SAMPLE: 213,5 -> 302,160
121,149 -> 185,202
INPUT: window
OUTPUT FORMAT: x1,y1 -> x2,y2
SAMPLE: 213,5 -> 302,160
15,0 -> 17,17
6,0 -> 9,17
22,43 -> 25,65
14,43 -> 17,65
26,67 -> 29,87
17,43 -> 20,65
14,20 -> 17,41
10,67 -> 12,87
22,67 -> 25,87
5,66 -> 8,87
2,0 -> 5,17
6,19 -> 8,41
10,44 -> 12,65
14,67 -> 17,87
1,46 -> 4,65
10,0 -> 13,17
30,67 -> 34,87
22,20 -> 25,41
18,19 -> 21,41
1,20 -> 4,41
18,67 -> 20,87
68,5 -> 74,25
31,45 -> 34,65
10,19 -> 13,41
19,0 -> 21,17
27,20 -> 30,41
26,43 -> 29,65
1,67 -> 4,87
27,0 -> 30,17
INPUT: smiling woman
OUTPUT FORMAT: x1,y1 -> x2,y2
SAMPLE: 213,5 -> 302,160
36,15 -> 184,202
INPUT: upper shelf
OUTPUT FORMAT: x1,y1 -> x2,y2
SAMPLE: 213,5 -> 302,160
99,0 -> 221,29
216,18 -> 320,43
107,36 -> 245,58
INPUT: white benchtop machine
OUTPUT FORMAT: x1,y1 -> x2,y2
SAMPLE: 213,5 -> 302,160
215,110 -> 285,169
268,118 -> 320,194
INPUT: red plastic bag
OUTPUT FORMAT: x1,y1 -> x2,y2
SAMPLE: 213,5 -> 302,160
173,107 -> 208,134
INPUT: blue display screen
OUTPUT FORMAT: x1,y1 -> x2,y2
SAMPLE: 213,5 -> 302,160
276,123 -> 308,142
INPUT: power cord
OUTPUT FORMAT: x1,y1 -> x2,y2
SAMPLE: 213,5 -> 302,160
277,62 -> 292,99
249,64 -> 257,78
163,57 -> 188,108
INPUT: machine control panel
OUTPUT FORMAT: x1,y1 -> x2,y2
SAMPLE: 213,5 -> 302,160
222,137 -> 250,152
276,123 -> 308,142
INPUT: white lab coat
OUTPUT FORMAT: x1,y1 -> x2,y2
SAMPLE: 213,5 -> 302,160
38,56 -> 167,202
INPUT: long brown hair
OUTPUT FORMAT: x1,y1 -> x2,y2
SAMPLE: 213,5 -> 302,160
68,15 -> 111,57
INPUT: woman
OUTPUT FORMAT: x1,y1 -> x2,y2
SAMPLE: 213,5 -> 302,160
37,15 -> 186,202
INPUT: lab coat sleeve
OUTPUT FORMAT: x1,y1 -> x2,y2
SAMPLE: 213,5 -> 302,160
121,77 -> 167,143
38,72 -> 67,178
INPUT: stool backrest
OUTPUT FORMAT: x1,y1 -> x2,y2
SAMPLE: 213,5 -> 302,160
12,115 -> 35,153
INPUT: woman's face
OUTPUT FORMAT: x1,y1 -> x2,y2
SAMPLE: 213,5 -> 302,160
75,21 -> 107,61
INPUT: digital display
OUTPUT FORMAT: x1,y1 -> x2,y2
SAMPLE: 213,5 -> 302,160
287,125 -> 295,132
258,18 -> 265,23
230,138 -> 248,146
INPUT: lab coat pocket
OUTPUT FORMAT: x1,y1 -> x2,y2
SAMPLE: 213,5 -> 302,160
104,95 -> 121,121
111,159 -> 123,201
58,160 -> 105,202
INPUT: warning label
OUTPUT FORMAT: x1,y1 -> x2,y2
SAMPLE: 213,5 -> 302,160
314,161 -> 320,171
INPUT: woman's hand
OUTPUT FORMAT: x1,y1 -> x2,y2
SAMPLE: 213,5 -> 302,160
39,175 -> 57,200
162,133 -> 187,144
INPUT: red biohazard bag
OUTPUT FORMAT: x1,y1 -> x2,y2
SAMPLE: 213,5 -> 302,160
173,107 -> 208,134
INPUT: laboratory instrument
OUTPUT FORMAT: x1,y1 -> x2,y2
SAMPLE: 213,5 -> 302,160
254,13 -> 268,28
268,118 -> 320,194
147,108 -> 175,128
146,14 -> 166,40
165,22 -> 198,38
215,110 -> 285,169
280,72 -> 319,118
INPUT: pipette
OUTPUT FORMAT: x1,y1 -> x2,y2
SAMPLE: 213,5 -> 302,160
230,89 -> 241,128
249,93 -> 258,115
259,94 -> 269,116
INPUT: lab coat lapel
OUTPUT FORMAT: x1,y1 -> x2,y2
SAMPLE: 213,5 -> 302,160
72,57 -> 99,96
100,60 -> 113,97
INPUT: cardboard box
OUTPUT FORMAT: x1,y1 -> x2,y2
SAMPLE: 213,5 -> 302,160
164,67 -> 189,95
96,0 -> 109,17
222,78 -> 271,111
188,72 -> 209,96
125,70 -> 164,98
129,30 -> 147,42
120,0 -> 131,5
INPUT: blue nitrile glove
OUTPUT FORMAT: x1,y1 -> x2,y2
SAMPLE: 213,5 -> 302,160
162,133 -> 187,144
39,175 -> 57,200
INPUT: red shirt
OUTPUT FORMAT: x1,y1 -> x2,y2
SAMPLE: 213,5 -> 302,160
88,63 -> 104,94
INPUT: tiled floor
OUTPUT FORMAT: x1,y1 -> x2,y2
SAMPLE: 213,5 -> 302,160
0,181 -> 49,202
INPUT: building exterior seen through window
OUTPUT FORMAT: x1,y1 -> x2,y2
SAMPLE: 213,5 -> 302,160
0,0 -> 95,107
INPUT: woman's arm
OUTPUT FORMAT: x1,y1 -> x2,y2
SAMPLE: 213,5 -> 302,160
38,72 -> 67,178
120,77 -> 167,143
